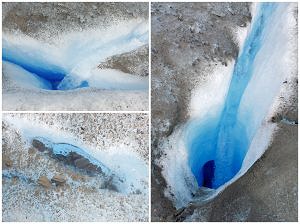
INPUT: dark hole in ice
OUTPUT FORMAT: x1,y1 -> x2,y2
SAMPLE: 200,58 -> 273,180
202,160 -> 215,188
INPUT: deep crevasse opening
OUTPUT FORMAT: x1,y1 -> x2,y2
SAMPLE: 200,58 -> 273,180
186,2 -> 293,190
2,20 -> 149,91
159,2 -> 296,209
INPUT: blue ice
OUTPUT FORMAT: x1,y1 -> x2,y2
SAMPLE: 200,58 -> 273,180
185,3 -> 278,189
2,22 -> 148,91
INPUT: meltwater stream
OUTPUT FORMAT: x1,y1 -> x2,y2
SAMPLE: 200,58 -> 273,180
2,20 -> 148,91
186,3 -> 283,189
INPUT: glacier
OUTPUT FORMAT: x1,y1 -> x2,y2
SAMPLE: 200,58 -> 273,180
2,19 -> 148,91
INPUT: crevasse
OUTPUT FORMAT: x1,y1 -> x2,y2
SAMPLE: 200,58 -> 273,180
185,3 -> 288,189
2,20 -> 148,91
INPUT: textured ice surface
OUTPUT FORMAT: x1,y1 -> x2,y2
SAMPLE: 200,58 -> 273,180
3,61 -> 53,90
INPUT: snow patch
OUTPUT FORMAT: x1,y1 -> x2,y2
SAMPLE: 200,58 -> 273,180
3,61 -> 53,90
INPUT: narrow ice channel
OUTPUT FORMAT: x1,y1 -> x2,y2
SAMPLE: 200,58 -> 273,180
2,20 -> 148,91
185,2 -> 294,190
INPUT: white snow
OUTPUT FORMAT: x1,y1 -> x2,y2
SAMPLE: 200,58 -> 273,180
189,61 -> 235,120
159,125 -> 198,208
68,68 -> 148,90
3,61 -> 52,90
2,88 -> 149,111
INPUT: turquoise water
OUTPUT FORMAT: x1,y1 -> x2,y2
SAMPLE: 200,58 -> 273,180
186,3 -> 278,189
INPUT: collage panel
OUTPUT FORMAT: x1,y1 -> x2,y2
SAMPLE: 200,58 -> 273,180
151,2 -> 298,222
2,2 -> 149,111
2,113 -> 149,221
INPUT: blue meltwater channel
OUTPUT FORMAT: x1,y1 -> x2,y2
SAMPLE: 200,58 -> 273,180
2,21 -> 148,90
185,3 -> 278,189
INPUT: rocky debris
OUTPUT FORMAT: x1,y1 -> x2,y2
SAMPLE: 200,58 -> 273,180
38,176 -> 52,188
32,139 -> 49,152
28,147 -> 37,155
69,172 -> 86,182
270,113 -> 298,125
64,152 -> 102,173
211,11 -> 226,18
86,163 -> 100,172
171,205 -> 197,222
51,174 -> 66,185
7,112 -> 149,162
238,21 -> 247,27
102,176 -> 119,192
74,157 -> 90,169
3,156 -> 13,168
31,139 -> 102,175
2,2 -> 148,42
68,151 -> 82,161
271,113 -> 283,123
98,45 -> 149,77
